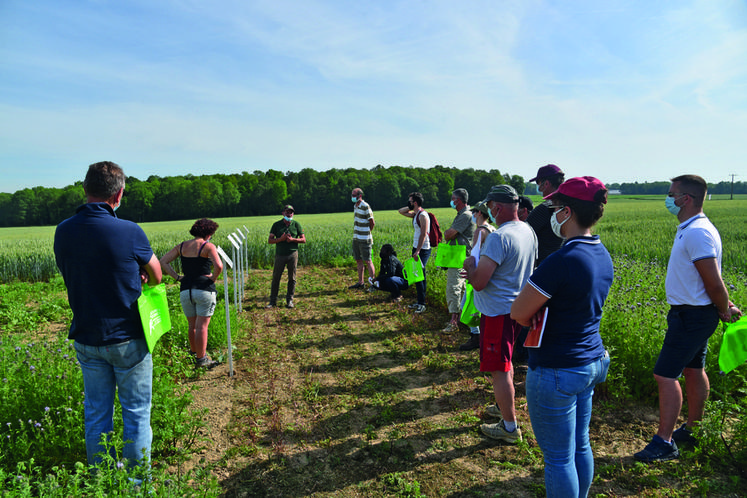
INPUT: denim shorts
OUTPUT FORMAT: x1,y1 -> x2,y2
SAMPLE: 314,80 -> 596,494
180,289 -> 217,317
654,305 -> 719,378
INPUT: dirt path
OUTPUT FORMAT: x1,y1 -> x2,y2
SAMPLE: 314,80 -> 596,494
176,266 -> 720,497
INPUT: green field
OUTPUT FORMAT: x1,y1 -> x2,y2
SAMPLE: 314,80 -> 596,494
2,196 -> 747,283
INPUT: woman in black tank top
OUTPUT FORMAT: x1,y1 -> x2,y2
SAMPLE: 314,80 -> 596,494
160,218 -> 224,369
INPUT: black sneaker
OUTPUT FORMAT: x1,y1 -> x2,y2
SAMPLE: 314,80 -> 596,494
195,356 -> 220,370
672,423 -> 698,446
634,435 -> 679,462
459,334 -> 480,351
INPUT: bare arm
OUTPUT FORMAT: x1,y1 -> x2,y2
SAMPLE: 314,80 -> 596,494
694,258 -> 742,322
398,206 -> 415,218
511,284 -> 549,327
159,246 -> 181,282
142,254 -> 163,286
444,228 -> 458,241
463,254 -> 497,292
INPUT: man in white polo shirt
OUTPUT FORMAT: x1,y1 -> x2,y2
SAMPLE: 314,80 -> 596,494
635,174 -> 741,463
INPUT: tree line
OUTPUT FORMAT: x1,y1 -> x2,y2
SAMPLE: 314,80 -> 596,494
0,165 -> 522,227
2,165 -> 744,228
606,180 -> 747,196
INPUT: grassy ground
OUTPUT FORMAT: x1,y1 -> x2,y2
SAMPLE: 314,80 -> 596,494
180,265 -> 746,498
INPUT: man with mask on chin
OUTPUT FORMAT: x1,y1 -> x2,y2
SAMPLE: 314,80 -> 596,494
462,184 -> 537,444
267,205 -> 306,309
635,174 -> 741,463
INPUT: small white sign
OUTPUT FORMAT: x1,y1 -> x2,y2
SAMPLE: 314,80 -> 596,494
227,234 -> 240,250
217,246 -> 234,268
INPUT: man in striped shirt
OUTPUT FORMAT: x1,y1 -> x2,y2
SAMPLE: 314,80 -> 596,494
350,187 -> 376,289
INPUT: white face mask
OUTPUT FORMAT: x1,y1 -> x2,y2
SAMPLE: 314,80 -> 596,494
550,208 -> 569,238
665,196 -> 681,216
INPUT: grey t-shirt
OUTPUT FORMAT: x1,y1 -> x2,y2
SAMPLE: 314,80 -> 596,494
474,220 -> 537,317
448,207 -> 475,251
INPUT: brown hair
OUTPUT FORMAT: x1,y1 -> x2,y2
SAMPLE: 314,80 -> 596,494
190,218 -> 219,238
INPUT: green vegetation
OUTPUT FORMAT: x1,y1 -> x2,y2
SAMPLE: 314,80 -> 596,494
1,196 -> 747,495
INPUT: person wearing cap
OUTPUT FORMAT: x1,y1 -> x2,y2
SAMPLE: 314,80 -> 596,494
463,184 -> 537,444
441,188 -> 475,334
267,205 -> 306,309
349,187 -> 376,290
511,176 -> 613,497
458,200 -> 495,351
633,175 -> 741,463
518,195 -> 534,222
527,164 -> 565,265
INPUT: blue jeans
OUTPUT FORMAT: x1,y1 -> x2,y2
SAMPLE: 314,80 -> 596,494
526,352 -> 610,498
377,276 -> 408,298
411,247 -> 431,305
74,338 -> 153,469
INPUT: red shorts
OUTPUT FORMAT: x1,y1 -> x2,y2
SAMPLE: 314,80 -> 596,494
479,313 -> 521,373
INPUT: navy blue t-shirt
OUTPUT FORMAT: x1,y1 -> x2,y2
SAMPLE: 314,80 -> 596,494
526,235 -> 614,369
54,203 -> 155,346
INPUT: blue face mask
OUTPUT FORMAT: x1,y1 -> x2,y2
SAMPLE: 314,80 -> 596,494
283,215 -> 293,222
450,200 -> 456,209
471,215 -> 477,224
488,206 -> 496,224
351,197 -> 358,203
665,196 -> 680,216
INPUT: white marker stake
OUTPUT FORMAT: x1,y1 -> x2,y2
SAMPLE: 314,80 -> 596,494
217,246 -> 235,377
243,226 -> 250,272
235,230 -> 246,303
227,234 -> 240,311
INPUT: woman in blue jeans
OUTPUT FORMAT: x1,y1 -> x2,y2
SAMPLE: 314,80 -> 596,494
511,177 -> 614,498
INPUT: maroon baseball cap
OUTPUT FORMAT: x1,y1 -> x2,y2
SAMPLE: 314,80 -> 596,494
529,164 -> 562,183
544,176 -> 608,204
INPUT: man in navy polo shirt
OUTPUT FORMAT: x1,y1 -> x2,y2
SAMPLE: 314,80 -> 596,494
634,174 -> 741,462
54,161 -> 162,474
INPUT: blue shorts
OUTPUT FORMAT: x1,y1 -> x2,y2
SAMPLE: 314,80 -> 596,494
653,305 -> 719,379
180,289 -> 217,317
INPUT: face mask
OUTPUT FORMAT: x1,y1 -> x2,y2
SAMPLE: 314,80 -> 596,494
283,215 -> 292,222
351,197 -> 358,203
550,209 -> 569,238
488,206 -> 497,224
665,196 -> 681,216
407,201 -> 414,210
471,215 -> 477,224
450,200 -> 456,209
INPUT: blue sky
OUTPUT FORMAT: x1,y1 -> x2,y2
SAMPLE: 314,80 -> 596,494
1,0 -> 746,193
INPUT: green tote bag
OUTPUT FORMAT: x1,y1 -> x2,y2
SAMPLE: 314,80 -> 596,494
435,242 -> 467,268
137,284 -> 172,353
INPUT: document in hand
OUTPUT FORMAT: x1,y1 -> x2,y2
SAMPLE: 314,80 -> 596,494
471,230 -> 482,264
523,307 -> 549,348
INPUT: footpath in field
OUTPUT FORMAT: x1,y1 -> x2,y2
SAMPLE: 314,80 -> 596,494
188,265 -> 682,497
